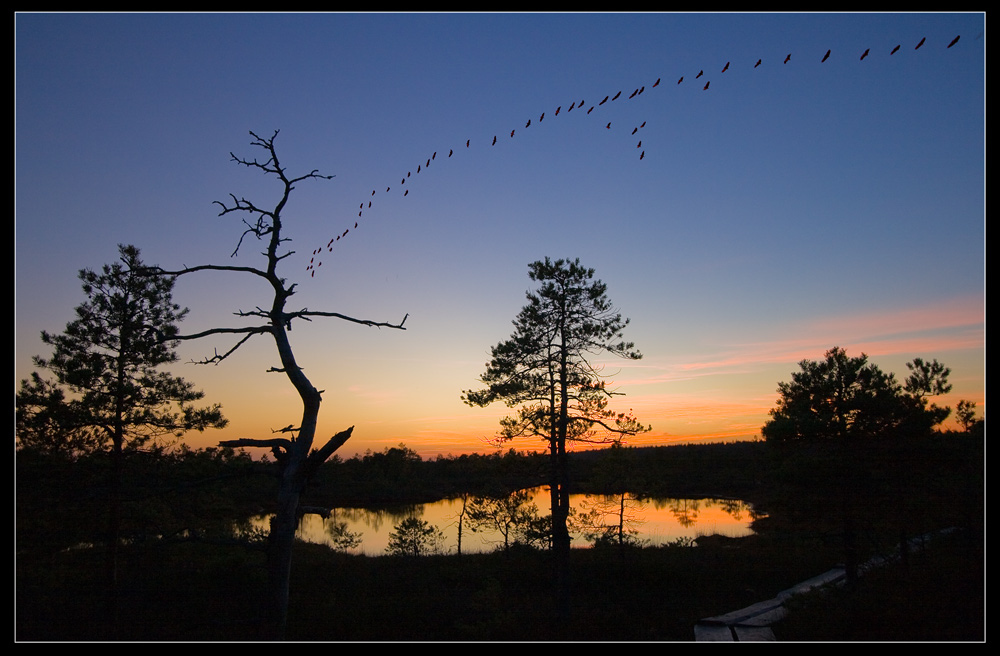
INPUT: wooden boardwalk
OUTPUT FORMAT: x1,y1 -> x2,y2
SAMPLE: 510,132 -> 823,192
693,529 -> 956,641
694,567 -> 846,641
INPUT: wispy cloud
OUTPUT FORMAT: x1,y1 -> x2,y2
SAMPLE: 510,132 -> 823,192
617,294 -> 984,387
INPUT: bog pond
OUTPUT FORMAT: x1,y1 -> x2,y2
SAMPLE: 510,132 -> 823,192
252,487 -> 761,555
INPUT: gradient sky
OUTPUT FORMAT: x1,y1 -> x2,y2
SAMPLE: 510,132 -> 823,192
15,12 -> 985,459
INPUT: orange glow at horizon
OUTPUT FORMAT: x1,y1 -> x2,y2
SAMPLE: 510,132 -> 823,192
149,292 -> 983,461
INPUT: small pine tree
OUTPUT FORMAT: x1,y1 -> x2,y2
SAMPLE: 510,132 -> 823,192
385,517 -> 445,556
16,244 -> 227,631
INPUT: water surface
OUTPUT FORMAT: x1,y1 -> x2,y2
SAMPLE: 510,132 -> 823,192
255,487 -> 760,555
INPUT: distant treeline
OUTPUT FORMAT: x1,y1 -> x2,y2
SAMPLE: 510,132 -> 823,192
307,440 -> 771,507
17,432 -> 981,559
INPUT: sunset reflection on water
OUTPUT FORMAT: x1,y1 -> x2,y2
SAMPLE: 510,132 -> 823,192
256,488 -> 760,555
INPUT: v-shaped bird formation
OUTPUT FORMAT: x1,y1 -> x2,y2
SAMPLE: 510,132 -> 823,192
306,34 -> 966,277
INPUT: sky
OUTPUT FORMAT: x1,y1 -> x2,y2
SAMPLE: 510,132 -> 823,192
15,12 -> 985,459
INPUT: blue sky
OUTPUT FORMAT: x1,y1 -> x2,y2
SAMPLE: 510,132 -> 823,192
15,12 -> 985,458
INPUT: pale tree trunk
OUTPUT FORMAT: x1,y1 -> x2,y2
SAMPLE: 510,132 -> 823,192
222,319 -> 354,640
265,445 -> 307,640
241,416 -> 353,640
169,130 -> 405,640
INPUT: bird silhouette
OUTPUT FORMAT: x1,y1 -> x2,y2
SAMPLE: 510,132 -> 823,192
653,78 -> 661,87
372,190 -> 375,196
640,121 -> 645,128
696,70 -> 704,79
555,106 -> 561,115
638,86 -> 644,94
432,152 -> 437,160
784,54 -> 791,63
822,49 -> 831,62
448,149 -> 453,157
525,119 -> 530,128
629,89 -> 638,99
860,48 -> 870,60
417,164 -> 421,173
915,37 -> 926,49
703,80 -> 710,90
599,95 -> 609,105
539,112 -> 545,121
568,102 -> 575,111
510,129 -> 515,138
466,139 -> 470,147
404,189 -> 408,196
755,59 -> 762,68
677,76 -> 684,84
387,186 -> 391,192
587,106 -> 594,114
492,135 -> 497,145
632,127 -> 638,135
640,151 -> 645,160
636,140 -> 641,148
722,61 -> 730,72
891,44 -> 901,54
948,35 -> 960,48
612,91 -> 621,100
606,122 -> 611,129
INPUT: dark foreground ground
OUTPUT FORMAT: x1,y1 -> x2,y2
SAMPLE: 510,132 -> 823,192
17,527 -> 982,641
17,436 -> 983,641
772,529 -> 984,642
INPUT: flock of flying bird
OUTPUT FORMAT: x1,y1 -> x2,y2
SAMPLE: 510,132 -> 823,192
305,32 -> 968,277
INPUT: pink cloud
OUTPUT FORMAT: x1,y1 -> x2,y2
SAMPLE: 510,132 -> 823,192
622,294 -> 983,386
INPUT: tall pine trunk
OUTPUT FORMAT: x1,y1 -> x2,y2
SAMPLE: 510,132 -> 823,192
105,433 -> 124,638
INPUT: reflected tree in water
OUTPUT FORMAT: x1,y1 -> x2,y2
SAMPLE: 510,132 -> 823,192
578,493 -> 648,549
669,498 -> 701,528
467,489 -> 545,554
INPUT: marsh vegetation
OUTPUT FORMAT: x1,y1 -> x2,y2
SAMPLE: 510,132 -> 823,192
16,436 -> 982,641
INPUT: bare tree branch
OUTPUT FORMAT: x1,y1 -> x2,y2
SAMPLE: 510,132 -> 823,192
218,437 -> 293,450
172,329 -> 269,365
286,310 -> 408,330
143,263 -> 270,282
303,426 -> 354,481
